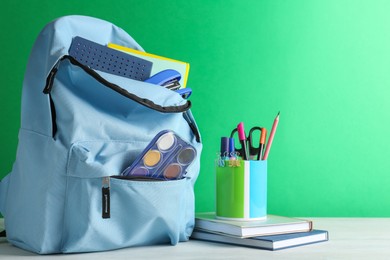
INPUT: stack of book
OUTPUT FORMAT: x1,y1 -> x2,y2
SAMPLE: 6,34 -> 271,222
191,212 -> 328,251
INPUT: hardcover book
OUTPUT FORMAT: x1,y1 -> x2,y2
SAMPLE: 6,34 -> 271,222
191,229 -> 328,251
195,212 -> 313,238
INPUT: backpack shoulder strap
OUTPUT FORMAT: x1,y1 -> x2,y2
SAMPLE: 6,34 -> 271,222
0,174 -> 9,237
0,173 -> 10,216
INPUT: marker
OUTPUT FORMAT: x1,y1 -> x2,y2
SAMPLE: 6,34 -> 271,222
237,122 -> 249,160
220,137 -> 230,159
228,137 -> 236,159
257,128 -> 267,160
263,112 -> 280,160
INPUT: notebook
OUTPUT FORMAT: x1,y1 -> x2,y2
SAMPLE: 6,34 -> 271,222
195,212 -> 313,238
108,43 -> 190,88
191,229 -> 328,251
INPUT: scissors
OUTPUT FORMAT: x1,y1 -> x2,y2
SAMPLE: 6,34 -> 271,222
230,126 -> 267,160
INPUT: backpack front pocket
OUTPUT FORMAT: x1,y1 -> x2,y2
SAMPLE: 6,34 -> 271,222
61,141 -> 194,253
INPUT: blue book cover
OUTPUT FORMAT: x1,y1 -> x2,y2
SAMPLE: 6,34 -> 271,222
191,229 -> 328,251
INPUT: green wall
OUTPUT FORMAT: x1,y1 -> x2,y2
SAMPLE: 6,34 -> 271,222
1,0 -> 390,217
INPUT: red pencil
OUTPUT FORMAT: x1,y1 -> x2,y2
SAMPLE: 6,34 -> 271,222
263,112 -> 280,160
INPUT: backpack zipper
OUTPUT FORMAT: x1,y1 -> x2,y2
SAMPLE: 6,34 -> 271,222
43,55 -> 191,113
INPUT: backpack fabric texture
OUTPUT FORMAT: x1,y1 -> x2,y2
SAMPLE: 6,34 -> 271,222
0,15 -> 202,254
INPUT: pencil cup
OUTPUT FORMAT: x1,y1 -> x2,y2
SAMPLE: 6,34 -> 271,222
215,160 -> 267,221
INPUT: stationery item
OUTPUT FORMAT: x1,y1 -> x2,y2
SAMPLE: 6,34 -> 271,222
216,160 -> 267,220
220,137 -> 230,159
263,112 -> 280,160
69,36 -> 153,81
191,229 -> 328,251
217,137 -> 229,167
122,130 -> 197,180
176,88 -> 192,99
246,126 -> 261,159
231,125 -> 266,160
257,128 -> 267,160
108,43 -> 190,88
144,69 -> 181,87
195,212 -> 313,238
145,69 -> 188,97
228,159 -> 241,167
164,80 -> 181,90
236,122 -> 249,160
228,137 -> 236,159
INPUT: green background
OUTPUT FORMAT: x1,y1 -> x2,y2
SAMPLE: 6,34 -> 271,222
1,0 -> 390,217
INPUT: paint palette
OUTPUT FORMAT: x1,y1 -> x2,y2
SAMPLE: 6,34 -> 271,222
122,130 -> 197,180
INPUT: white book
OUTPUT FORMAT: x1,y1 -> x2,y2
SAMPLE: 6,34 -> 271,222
195,212 -> 313,238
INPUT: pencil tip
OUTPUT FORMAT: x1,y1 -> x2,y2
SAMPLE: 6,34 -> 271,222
277,111 -> 280,116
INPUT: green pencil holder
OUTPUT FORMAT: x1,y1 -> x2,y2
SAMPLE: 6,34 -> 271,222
216,159 -> 267,221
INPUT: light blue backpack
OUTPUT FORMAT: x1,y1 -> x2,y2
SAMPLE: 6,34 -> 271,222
0,15 -> 202,254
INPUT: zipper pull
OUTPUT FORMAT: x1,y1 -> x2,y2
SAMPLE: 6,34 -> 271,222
102,177 -> 110,219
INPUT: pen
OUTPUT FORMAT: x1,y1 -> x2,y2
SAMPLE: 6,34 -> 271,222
257,128 -> 267,160
237,122 -> 249,160
263,112 -> 280,160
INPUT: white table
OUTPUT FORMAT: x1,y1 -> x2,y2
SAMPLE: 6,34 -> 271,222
1,218 -> 390,259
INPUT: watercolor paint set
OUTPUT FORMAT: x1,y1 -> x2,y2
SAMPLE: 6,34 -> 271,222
122,130 -> 197,180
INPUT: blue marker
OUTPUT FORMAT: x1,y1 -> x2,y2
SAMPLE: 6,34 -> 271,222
228,137 -> 236,159
220,137 -> 230,159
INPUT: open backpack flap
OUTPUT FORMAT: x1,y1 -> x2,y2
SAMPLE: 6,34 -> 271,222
0,15 -> 202,254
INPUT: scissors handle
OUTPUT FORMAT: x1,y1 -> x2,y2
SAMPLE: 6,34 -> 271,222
231,127 -> 260,159
231,126 -> 267,160
230,128 -> 244,157
247,127 -> 262,157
